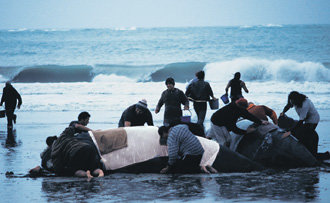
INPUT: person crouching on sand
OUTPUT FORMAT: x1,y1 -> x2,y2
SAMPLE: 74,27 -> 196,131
158,124 -> 217,174
30,127 -> 104,178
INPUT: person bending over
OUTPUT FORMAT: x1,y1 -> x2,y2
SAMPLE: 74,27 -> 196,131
281,91 -> 320,156
158,124 -> 206,174
69,111 -> 93,134
118,99 -> 153,127
207,98 -> 267,147
247,102 -> 278,125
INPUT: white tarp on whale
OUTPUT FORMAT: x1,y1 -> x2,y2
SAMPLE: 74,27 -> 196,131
89,126 -> 220,170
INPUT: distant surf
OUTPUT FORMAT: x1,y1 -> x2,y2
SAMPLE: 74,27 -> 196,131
0,58 -> 329,83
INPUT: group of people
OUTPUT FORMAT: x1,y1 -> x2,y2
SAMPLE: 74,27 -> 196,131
3,70 -> 323,177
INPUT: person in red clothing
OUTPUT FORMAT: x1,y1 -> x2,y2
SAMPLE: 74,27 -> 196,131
207,98 -> 268,147
247,102 -> 278,125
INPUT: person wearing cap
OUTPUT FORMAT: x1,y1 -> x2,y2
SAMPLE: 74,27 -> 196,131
118,99 -> 154,127
247,102 -> 278,125
207,98 -> 267,147
0,81 -> 22,129
225,72 -> 249,103
155,77 -> 189,126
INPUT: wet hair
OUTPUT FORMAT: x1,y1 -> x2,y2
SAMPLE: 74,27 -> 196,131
78,111 -> 91,121
196,71 -> 205,80
5,81 -> 12,87
165,77 -> 175,86
234,72 -> 241,80
288,91 -> 307,108
46,136 -> 58,147
158,126 -> 170,136
158,126 -> 171,145
235,98 -> 248,108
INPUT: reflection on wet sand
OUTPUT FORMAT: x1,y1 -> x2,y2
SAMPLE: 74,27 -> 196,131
6,129 -> 17,147
40,169 -> 320,202
213,169 -> 319,202
41,174 -> 205,202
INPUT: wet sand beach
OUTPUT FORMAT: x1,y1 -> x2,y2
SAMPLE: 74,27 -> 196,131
0,110 -> 329,202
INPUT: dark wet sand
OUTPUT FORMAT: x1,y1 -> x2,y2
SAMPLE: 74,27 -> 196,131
0,110 -> 329,202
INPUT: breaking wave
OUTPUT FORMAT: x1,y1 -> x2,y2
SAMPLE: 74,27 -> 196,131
0,58 -> 329,83
205,58 -> 330,82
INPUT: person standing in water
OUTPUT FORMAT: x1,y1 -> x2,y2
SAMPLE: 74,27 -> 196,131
225,72 -> 249,103
0,81 -> 22,129
280,91 -> 320,156
185,70 -> 216,126
155,77 -> 189,126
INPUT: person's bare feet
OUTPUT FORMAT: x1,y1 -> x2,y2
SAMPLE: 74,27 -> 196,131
29,166 -> 41,175
92,169 -> 104,177
200,166 -> 210,174
86,170 -> 93,179
206,165 -> 218,173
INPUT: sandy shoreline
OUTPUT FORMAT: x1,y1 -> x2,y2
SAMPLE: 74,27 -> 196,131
0,109 -> 329,202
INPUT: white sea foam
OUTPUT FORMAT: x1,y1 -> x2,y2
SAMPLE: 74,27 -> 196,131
93,74 -> 137,83
204,58 -> 330,82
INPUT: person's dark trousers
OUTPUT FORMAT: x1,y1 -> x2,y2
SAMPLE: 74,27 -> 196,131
169,154 -> 202,174
5,109 -> 15,127
305,123 -> 318,130
193,102 -> 207,126
293,124 -> 319,157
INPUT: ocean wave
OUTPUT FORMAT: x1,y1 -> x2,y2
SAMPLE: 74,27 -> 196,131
150,62 -> 206,82
204,58 -> 330,82
1,59 -> 329,83
12,65 -> 94,83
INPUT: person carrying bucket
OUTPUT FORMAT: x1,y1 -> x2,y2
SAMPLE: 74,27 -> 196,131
185,70 -> 217,126
0,81 -> 22,130
155,77 -> 189,126
225,72 -> 249,103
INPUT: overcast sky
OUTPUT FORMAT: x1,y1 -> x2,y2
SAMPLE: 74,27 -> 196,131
0,0 -> 329,29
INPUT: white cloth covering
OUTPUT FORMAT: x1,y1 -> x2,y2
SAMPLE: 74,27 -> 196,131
89,126 -> 220,170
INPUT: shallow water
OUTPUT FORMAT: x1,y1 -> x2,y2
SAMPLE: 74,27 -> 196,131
2,169 -> 330,202
0,111 -> 329,202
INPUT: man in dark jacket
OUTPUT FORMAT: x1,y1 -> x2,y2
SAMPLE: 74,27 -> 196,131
0,81 -> 22,129
155,77 -> 189,126
207,98 -> 267,147
225,72 -> 249,103
118,99 -> 154,127
186,71 -> 216,126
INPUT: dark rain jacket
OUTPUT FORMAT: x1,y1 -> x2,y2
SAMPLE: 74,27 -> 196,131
156,88 -> 189,122
185,79 -> 214,101
0,84 -> 22,110
211,102 -> 262,134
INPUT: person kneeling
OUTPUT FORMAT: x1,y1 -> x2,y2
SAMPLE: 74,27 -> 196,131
158,124 -> 205,174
